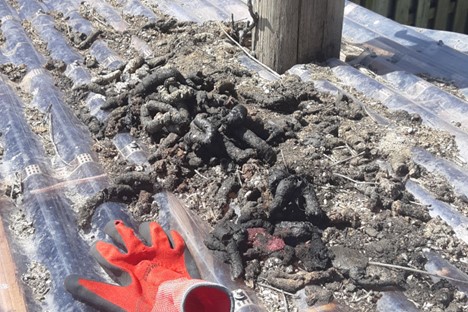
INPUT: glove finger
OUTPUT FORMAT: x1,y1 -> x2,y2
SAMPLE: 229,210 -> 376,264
65,274 -> 128,312
167,229 -> 186,255
139,222 -> 201,279
104,220 -> 141,253
139,222 -> 185,254
91,241 -> 132,286
139,221 -> 171,246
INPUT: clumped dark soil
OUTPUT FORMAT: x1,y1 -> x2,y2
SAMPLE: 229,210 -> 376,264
2,4 -> 467,312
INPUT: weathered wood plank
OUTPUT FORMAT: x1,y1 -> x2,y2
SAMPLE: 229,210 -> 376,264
0,203 -> 28,312
453,0 -> 468,33
253,0 -> 344,74
367,0 -> 392,16
395,0 -> 412,24
434,0 -> 451,30
415,0 -> 432,28
297,0 -> 344,63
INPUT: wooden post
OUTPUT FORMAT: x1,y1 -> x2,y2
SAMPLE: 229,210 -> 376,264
252,0 -> 344,74
0,209 -> 27,312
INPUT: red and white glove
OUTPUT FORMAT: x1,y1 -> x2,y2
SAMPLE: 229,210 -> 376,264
65,220 -> 233,312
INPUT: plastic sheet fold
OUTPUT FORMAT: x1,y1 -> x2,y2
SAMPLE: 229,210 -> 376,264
406,179 -> 468,245
0,77 -> 98,312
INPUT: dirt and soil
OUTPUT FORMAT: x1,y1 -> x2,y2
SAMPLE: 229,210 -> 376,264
1,3 -> 467,312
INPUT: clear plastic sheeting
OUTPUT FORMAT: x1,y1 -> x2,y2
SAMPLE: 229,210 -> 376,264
293,289 -> 353,311
83,0 -> 129,32
41,0 -> 93,36
287,64 -> 392,126
343,18 -> 465,88
31,14 -> 83,64
328,59 -> 468,162
286,64 -> 314,83
0,2 -> 44,69
24,69 -> 96,164
113,133 -> 149,166
90,202 -> 136,240
424,250 -> 468,294
65,62 -> 93,87
382,71 -> 468,133
17,0 -> 48,20
0,51 -> 7,64
410,27 -> 468,54
343,1 -> 468,98
376,291 -> 419,312
113,0 -> 157,21
84,93 -> 110,121
22,174 -> 100,312
90,40 -> 125,71
238,54 -> 280,81
0,80 -> 99,312
152,1 -> 199,22
0,77 -> 49,178
405,179 -> 468,245
154,0 -> 247,22
131,36 -> 154,58
412,148 -> 468,199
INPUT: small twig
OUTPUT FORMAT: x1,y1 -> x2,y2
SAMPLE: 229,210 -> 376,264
283,291 -> 289,312
409,200 -> 430,207
247,0 -> 259,23
202,200 -> 216,221
322,154 -> 336,162
216,21 -> 280,80
333,173 -> 376,185
332,151 -> 365,166
78,29 -> 102,50
48,111 -> 72,167
236,168 -> 243,187
350,289 -> 372,303
194,169 -> 209,180
280,149 -> 289,169
368,261 -> 468,285
345,143 -> 358,156
257,281 -> 296,297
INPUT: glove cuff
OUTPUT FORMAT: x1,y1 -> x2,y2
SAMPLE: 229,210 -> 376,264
153,278 -> 233,312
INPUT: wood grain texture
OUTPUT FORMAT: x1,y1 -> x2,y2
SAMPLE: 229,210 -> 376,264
253,0 -> 344,73
395,0 -> 411,24
415,0 -> 432,28
434,0 -> 451,30
0,200 -> 28,312
453,0 -> 468,33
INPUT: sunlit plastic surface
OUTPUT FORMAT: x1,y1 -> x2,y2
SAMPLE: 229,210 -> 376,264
150,0 -> 249,22
85,93 -> 110,121
23,69 -> 95,165
410,27 -> 468,54
0,78 -> 48,176
90,40 -> 125,70
83,1 -> 129,32
0,1 -> 44,68
424,250 -> 468,294
412,148 -> 468,199
377,291 -> 419,312
329,59 -> 468,162
343,1 -> 468,98
41,0 -> 93,35
113,133 -> 149,166
115,0 -> 157,21
406,179 -> 468,245
0,78 -> 98,312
